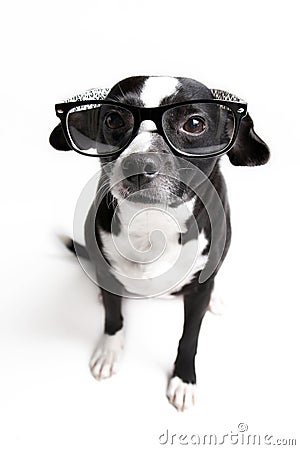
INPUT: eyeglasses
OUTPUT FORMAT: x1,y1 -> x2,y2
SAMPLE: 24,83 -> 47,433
55,98 -> 247,158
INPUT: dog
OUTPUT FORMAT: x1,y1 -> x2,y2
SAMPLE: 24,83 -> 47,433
50,75 -> 270,411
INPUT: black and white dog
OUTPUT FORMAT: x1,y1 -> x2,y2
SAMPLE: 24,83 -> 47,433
50,76 -> 270,411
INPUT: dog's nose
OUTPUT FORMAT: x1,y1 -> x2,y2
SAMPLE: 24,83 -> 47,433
121,154 -> 160,186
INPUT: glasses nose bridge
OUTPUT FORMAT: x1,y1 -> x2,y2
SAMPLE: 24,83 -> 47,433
139,107 -> 161,129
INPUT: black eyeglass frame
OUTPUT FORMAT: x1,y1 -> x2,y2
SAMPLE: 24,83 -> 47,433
55,98 -> 248,158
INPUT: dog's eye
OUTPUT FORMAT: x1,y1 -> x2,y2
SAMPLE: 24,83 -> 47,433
182,116 -> 205,134
105,112 -> 125,129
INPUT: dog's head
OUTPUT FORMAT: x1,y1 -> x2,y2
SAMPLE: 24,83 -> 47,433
50,76 -> 270,204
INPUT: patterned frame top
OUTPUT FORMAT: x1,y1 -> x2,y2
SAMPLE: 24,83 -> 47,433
63,87 -> 244,104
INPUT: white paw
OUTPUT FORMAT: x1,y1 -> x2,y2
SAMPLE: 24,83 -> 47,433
167,376 -> 196,411
208,290 -> 225,315
89,329 -> 124,380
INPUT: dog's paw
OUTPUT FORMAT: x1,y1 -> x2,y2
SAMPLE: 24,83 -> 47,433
167,376 -> 196,411
208,290 -> 225,315
89,329 -> 124,380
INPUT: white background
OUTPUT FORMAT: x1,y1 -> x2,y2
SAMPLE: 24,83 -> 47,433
1,1 -> 299,449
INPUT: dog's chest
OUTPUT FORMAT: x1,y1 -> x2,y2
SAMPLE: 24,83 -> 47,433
99,199 -> 208,297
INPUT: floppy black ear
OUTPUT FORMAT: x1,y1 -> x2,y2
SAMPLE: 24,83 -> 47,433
49,123 -> 72,151
227,113 -> 270,166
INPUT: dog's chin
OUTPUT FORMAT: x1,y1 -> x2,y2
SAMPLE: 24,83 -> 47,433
113,180 -> 179,205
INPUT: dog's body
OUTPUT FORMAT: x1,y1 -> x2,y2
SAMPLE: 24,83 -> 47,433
50,76 -> 269,410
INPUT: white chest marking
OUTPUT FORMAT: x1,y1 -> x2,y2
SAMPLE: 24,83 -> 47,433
99,198 -> 208,298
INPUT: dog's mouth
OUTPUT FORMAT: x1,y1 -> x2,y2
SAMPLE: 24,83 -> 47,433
115,175 -> 175,204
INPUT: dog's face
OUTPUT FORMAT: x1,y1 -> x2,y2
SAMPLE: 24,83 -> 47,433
50,75 -> 270,206
105,76 -> 220,205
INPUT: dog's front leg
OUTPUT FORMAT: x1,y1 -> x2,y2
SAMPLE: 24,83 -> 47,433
89,289 -> 124,380
167,278 -> 214,411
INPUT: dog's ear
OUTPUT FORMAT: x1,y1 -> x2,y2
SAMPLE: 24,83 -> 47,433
49,123 -> 72,151
227,113 -> 270,166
